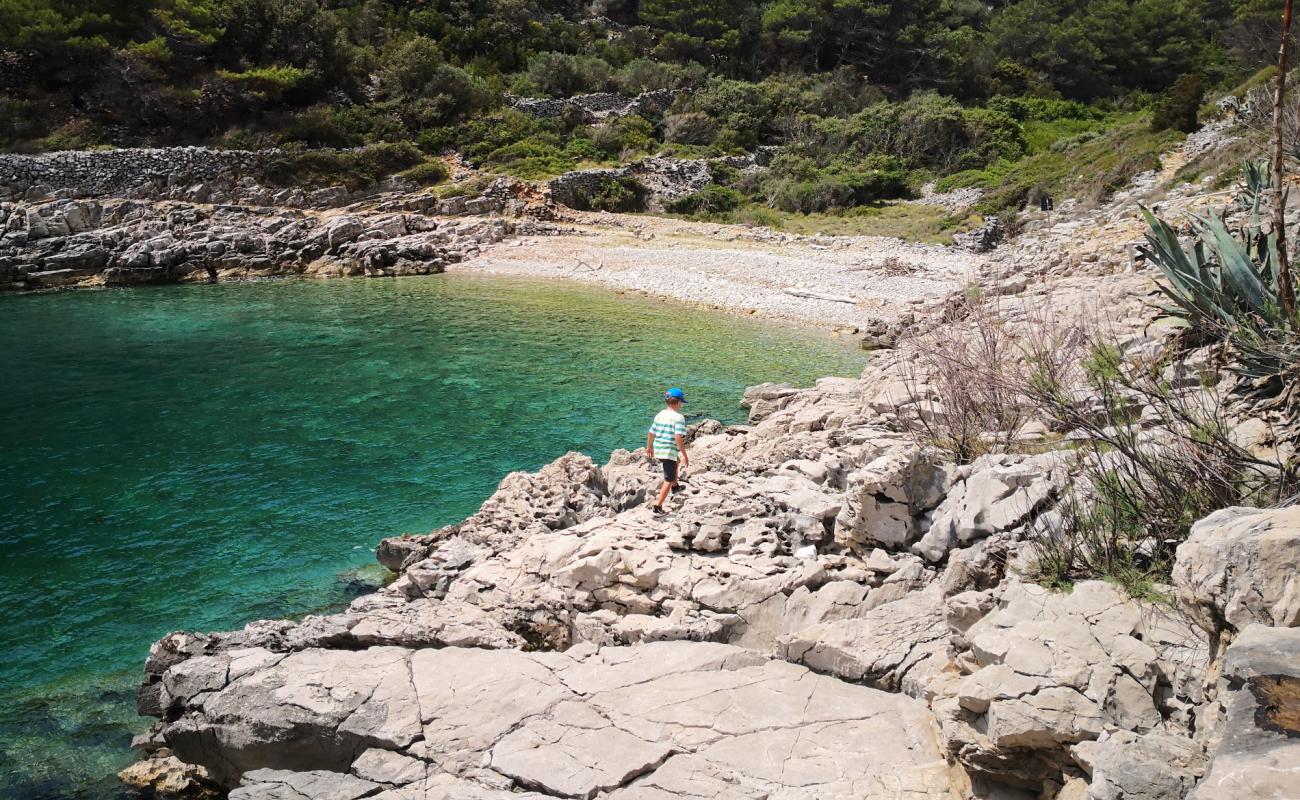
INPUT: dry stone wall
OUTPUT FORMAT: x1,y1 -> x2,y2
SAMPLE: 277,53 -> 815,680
0,147 -> 269,201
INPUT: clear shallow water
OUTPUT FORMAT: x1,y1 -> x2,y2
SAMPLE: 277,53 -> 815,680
0,274 -> 868,798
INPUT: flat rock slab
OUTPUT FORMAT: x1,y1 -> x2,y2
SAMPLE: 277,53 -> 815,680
160,641 -> 960,800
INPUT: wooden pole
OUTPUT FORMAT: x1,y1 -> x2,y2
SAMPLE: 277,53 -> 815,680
1273,0 -> 1296,320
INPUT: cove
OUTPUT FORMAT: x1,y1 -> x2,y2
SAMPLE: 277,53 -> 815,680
0,274 -> 868,798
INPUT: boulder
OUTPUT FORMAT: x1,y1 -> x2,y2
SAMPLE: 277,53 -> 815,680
1072,731 -> 1206,800
740,382 -> 801,423
118,751 -> 219,799
914,452 -> 1070,563
1173,506 -> 1300,634
781,584 -> 951,695
1190,625 -> 1300,800
834,445 -> 949,553
936,582 -> 1199,787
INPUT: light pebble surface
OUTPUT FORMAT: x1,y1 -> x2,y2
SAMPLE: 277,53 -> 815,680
457,217 -> 981,329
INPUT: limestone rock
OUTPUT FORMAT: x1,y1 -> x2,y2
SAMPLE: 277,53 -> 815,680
1190,625 -> 1300,800
1172,506 -> 1300,633
149,641 -> 961,800
914,453 -> 1069,563
230,769 -> 382,800
118,751 -> 219,799
834,445 -> 949,553
781,584 -> 951,695
937,582 -> 1200,786
1072,731 -> 1206,800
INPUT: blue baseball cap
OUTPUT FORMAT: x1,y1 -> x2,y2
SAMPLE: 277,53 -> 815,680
665,388 -> 686,403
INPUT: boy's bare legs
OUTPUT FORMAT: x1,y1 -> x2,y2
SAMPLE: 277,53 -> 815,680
656,479 -> 673,509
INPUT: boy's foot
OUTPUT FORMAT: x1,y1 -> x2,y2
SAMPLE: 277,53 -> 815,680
671,484 -> 686,494
651,505 -> 666,515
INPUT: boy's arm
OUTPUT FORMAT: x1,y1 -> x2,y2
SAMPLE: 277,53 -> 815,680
675,433 -> 688,467
646,431 -> 655,460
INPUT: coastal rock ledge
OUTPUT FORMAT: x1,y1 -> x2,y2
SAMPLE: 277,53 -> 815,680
128,351 -> 1300,800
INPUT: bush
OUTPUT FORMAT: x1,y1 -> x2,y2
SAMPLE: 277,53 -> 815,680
28,119 -> 109,151
123,36 -> 172,65
374,38 -> 493,127
562,137 -> 605,162
399,159 -> 451,185
665,184 -> 744,215
1018,326 -> 1294,593
525,52 -> 615,97
761,153 -> 911,212
218,65 -> 317,101
481,140 -> 574,179
664,112 -> 717,145
565,175 -> 648,212
685,78 -> 783,149
279,105 -> 411,148
897,291 -> 1295,595
1151,74 -> 1204,133
424,109 -> 564,163
264,142 -> 426,190
591,114 -> 657,157
615,58 -> 695,93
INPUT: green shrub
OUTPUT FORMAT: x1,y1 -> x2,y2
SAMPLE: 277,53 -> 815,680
664,112 -> 717,145
591,114 -> 657,158
685,78 -> 783,149
525,52 -> 615,97
219,65 -> 316,99
482,141 -> 574,179
399,160 -> 451,185
562,137 -> 605,162
373,38 -> 493,127
761,152 -> 911,212
264,142 -> 426,190
279,105 -> 399,148
1151,74 -> 1204,133
31,119 -> 108,151
424,109 -> 565,163
616,58 -> 695,93
566,175 -> 648,212
666,185 -> 744,214
123,36 -> 172,64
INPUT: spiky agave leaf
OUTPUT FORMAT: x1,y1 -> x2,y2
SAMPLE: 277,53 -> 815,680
1139,206 -> 1230,330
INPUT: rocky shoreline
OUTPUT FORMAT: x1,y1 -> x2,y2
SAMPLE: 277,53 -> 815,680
122,354 -> 1300,800
7,134 -> 1295,799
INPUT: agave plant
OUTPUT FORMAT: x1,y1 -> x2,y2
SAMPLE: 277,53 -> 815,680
1138,162 -> 1299,418
1138,206 -> 1283,333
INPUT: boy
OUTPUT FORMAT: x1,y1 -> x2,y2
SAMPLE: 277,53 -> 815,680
647,388 -> 689,515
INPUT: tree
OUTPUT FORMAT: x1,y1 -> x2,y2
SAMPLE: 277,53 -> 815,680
1273,0 -> 1297,318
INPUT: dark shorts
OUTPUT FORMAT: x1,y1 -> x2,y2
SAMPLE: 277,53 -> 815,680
660,458 -> 679,482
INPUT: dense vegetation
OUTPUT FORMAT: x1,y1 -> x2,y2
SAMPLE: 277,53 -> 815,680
0,0 -> 1290,217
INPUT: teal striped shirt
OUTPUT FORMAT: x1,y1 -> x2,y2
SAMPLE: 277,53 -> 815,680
649,409 -> 687,461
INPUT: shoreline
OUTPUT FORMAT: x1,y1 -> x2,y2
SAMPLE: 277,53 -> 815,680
456,214 -> 981,331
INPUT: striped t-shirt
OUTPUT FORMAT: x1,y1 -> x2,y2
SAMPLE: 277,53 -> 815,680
649,408 -> 688,461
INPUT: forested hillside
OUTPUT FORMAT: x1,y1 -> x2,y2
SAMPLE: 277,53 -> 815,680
0,0 -> 1287,218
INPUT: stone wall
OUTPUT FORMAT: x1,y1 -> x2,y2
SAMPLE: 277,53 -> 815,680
546,168 -> 638,210
0,147 -> 270,201
508,89 -> 680,122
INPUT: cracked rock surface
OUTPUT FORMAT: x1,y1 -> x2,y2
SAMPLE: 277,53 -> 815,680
162,641 -> 959,800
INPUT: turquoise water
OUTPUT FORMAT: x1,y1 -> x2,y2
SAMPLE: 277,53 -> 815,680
0,274 -> 868,798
